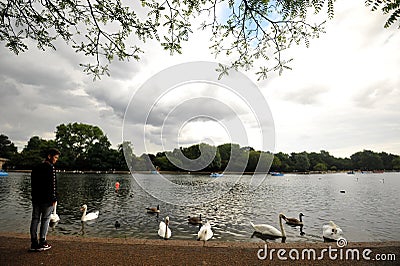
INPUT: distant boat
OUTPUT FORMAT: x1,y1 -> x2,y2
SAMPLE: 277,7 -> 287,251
210,173 -> 223,177
0,170 -> 8,177
270,172 -> 284,176
347,171 -> 355,174
150,170 -> 159,174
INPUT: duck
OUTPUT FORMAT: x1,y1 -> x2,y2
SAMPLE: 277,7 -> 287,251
250,213 -> 286,238
146,204 -> 160,214
284,212 -> 304,226
197,221 -> 213,243
115,221 -> 121,229
322,221 -> 343,241
158,216 -> 171,239
80,204 -> 99,222
50,201 -> 60,223
188,214 -> 202,225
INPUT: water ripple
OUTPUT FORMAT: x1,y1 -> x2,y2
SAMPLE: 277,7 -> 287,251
0,172 -> 399,243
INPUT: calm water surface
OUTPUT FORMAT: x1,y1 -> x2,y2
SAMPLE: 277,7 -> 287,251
0,172 -> 398,243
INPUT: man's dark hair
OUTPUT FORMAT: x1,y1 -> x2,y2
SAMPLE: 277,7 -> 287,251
48,148 -> 61,157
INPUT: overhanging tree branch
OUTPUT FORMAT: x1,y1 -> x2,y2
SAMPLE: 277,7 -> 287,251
1,0 -> 396,80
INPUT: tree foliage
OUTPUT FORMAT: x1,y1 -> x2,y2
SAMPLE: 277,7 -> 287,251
2,1 -> 399,79
291,151 -> 311,172
0,134 -> 17,159
1,0 -> 338,80
2,126 -> 400,172
54,122 -> 128,170
366,0 -> 400,28
350,150 -> 384,171
11,136 -> 55,169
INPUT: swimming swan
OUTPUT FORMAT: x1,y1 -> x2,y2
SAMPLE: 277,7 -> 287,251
50,201 -> 60,223
197,221 -> 213,242
250,213 -> 286,238
284,212 -> 304,226
322,221 -> 343,241
80,204 -> 99,222
158,216 -> 171,239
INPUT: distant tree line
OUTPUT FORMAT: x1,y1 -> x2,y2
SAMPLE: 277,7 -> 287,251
1,123 -> 400,172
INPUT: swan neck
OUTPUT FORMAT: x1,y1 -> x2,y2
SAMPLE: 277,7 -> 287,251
164,223 -> 168,238
82,209 -> 87,219
279,216 -> 286,237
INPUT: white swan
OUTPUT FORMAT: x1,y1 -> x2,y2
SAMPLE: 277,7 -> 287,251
158,216 -> 171,239
322,221 -> 343,241
50,201 -> 60,223
80,204 -> 99,222
250,213 -> 286,238
197,221 -> 213,242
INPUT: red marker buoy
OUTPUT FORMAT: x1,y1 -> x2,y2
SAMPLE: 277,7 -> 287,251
115,182 -> 120,191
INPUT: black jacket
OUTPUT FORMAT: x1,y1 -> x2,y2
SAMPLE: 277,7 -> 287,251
31,161 -> 57,204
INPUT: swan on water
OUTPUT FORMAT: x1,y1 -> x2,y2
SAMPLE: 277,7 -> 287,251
197,221 -> 213,243
80,204 -> 99,222
322,221 -> 343,241
158,216 -> 171,239
250,213 -> 286,238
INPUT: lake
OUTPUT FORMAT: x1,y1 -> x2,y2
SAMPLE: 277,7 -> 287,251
0,171 -> 398,243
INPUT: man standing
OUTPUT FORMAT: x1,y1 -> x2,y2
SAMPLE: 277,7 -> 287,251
30,148 -> 60,251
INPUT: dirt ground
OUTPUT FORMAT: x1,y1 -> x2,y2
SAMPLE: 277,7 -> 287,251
0,232 -> 398,265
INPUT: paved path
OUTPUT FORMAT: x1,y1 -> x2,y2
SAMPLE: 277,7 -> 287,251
0,233 -> 398,265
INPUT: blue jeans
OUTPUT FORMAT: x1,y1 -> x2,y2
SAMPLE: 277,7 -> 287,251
30,203 -> 53,243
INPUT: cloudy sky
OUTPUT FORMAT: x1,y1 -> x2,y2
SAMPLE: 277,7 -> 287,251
1,0 -> 399,158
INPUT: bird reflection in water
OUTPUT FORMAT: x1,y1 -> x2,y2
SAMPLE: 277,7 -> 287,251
251,231 -> 286,243
251,224 -> 305,243
80,221 -> 85,236
299,225 -> 305,236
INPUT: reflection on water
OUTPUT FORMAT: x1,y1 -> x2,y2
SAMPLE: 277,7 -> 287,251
0,172 -> 399,243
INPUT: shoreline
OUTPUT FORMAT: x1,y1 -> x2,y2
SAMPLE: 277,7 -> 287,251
7,169 -> 399,175
1,233 -> 398,265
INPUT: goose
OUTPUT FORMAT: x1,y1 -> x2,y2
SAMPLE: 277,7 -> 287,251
80,204 -> 99,222
197,221 -> 213,243
188,214 -> 202,225
146,204 -> 160,214
284,212 -> 304,226
158,216 -> 171,239
250,213 -> 286,238
322,221 -> 343,241
50,201 -> 60,223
